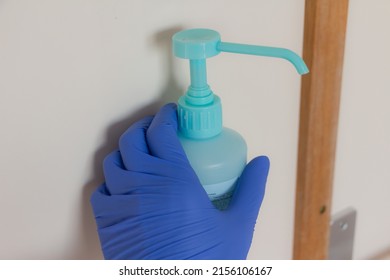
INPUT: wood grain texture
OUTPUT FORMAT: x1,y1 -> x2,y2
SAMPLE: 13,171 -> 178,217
293,0 -> 349,259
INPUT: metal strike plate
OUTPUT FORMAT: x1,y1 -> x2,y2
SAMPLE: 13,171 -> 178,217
329,207 -> 357,260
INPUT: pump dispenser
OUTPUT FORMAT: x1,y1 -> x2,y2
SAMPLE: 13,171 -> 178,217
172,29 -> 308,209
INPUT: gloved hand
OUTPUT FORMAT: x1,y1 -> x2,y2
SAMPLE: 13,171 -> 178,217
90,103 -> 270,259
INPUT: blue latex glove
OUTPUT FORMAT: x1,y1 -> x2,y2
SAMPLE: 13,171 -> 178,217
90,103 -> 270,259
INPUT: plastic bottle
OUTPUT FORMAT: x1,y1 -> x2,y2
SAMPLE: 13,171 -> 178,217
172,29 -> 308,210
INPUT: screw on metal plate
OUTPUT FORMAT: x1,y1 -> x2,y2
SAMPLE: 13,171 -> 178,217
328,207 -> 357,260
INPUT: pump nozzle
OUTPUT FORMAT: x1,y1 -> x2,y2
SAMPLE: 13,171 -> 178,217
173,28 -> 308,86
217,42 -> 309,75
172,28 -> 308,139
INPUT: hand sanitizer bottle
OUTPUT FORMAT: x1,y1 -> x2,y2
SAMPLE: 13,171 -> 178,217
172,29 -> 308,210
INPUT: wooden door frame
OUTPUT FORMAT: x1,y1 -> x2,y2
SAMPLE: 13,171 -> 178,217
293,0 -> 349,259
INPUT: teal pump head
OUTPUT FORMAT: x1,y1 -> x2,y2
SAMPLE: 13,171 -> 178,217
172,28 -> 309,139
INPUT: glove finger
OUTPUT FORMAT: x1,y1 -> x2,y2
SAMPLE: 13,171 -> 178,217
90,183 -> 143,229
119,116 -> 158,172
103,150 -> 167,194
146,103 -> 189,164
228,156 -> 270,221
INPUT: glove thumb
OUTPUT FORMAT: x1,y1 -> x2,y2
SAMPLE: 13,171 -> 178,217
228,156 -> 270,221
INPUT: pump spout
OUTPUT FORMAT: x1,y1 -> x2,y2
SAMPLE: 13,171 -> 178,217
218,42 -> 309,75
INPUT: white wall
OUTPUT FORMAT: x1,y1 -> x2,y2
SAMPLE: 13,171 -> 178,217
0,0 -> 388,260
332,0 -> 390,259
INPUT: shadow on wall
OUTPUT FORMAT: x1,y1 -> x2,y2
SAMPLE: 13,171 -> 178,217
67,26 -> 184,259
